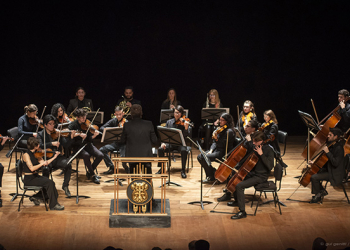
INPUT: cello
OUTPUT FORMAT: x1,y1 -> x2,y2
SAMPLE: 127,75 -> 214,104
226,135 -> 274,193
301,97 -> 350,159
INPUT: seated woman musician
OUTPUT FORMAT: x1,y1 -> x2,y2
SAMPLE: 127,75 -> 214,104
197,113 -> 235,183
22,137 -> 64,210
51,103 -> 73,154
99,106 -> 129,175
37,115 -> 72,197
309,127 -> 346,203
18,104 -> 39,148
68,108 -> 103,184
198,89 -> 224,150
260,110 -> 280,154
161,88 -> 181,110
157,105 -> 192,178
237,100 -> 257,135
67,87 -> 93,115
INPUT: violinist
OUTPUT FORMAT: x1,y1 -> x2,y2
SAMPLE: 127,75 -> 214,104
99,106 -> 129,175
68,108 -> 103,184
37,115 -> 72,197
197,113 -> 235,183
237,100 -> 257,134
309,127 -> 345,203
230,131 -> 274,220
117,86 -> 141,110
22,137 -> 64,210
335,89 -> 350,134
51,103 -> 72,154
18,104 -> 39,148
161,88 -> 181,109
67,87 -> 94,115
157,105 -> 192,178
261,110 -> 280,154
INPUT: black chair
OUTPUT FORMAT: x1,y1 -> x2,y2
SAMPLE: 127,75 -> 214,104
277,130 -> 288,175
319,181 -> 350,204
6,127 -> 27,172
250,163 -> 283,216
17,160 -> 48,211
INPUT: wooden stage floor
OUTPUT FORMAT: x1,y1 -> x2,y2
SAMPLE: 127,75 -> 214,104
0,136 -> 350,250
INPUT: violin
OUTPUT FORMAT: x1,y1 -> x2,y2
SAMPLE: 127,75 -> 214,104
34,148 -> 55,159
50,129 -> 73,140
80,119 -> 102,135
58,113 -> 74,124
118,118 -> 126,128
212,125 -> 227,140
301,96 -> 350,159
299,139 -> 338,187
0,134 -> 15,142
28,116 -> 44,128
175,116 -> 194,127
241,112 -> 254,127
226,135 -> 275,193
258,120 -> 274,131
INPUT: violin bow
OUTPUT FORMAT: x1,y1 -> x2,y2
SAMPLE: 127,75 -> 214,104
82,108 -> 100,142
36,106 -> 46,133
237,105 -> 240,133
311,99 -> 320,125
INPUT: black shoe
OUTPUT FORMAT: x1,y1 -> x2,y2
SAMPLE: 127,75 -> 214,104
156,169 -> 162,174
92,175 -> 100,184
123,164 -> 130,173
231,211 -> 247,220
217,192 -> 231,202
103,169 -> 114,175
227,201 -> 239,207
309,194 -> 321,203
63,186 -> 71,197
29,197 -> 40,206
321,189 -> 328,197
181,171 -> 187,178
51,203 -> 65,210
202,177 -> 214,183
86,171 -> 92,180
96,175 -> 101,179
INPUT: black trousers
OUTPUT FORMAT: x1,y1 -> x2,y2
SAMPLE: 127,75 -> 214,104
158,144 -> 188,171
42,155 -> 72,188
99,142 -> 128,171
77,144 -> 104,175
311,171 -> 329,195
197,150 -> 223,179
23,174 -> 59,209
232,175 -> 267,212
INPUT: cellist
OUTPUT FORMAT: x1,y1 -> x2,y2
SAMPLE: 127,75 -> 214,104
335,89 -> 350,134
230,131 -> 274,220
309,127 -> 345,203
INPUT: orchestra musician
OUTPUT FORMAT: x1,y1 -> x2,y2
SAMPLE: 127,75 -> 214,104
230,131 -> 274,220
157,105 -> 191,178
22,137 -> 64,210
37,115 -> 72,197
204,89 -> 223,108
18,104 -> 39,148
120,104 -> 157,175
309,127 -> 346,203
237,100 -> 257,134
261,110 -> 280,154
197,113 -> 235,183
161,88 -> 181,109
217,119 -> 259,202
67,87 -> 93,115
51,103 -> 72,154
0,136 -> 9,151
68,108 -> 103,184
99,106 -> 129,175
335,89 -> 350,134
117,86 -> 141,110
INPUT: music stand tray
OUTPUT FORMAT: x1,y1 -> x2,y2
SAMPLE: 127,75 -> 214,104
201,108 -> 230,120
87,111 -> 104,125
101,127 -> 123,143
157,126 -> 186,187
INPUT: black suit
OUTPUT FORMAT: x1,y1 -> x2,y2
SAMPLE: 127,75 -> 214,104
120,117 -> 157,174
337,102 -> 350,134
311,140 -> 346,195
67,98 -> 93,115
263,123 -> 280,154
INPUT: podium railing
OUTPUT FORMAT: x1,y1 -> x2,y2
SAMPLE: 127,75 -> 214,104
111,157 -> 169,215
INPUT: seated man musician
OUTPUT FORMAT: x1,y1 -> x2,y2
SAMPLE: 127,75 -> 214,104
99,106 -> 129,175
309,127 -> 346,203
157,105 -> 192,178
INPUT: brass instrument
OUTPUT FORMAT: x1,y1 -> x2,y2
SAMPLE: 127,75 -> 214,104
111,95 -> 130,118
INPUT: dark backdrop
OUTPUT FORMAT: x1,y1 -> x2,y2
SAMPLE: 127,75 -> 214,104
1,1 -> 350,136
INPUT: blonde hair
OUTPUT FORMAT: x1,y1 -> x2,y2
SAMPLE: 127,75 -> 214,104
264,110 -> 278,124
208,89 -> 221,108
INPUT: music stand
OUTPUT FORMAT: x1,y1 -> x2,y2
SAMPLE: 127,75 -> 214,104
160,109 -> 189,124
87,111 -> 104,125
287,110 -> 320,201
101,127 -> 124,184
201,108 -> 230,150
157,126 -> 186,187
66,144 -> 90,204
188,142 -> 213,210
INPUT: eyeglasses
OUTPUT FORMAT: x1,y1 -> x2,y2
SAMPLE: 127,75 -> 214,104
246,125 -> 251,127
209,94 -> 215,97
